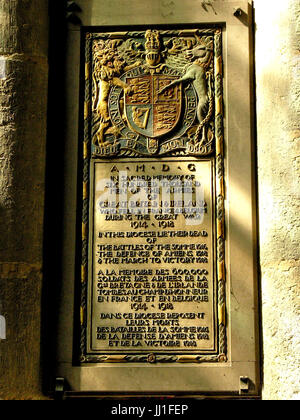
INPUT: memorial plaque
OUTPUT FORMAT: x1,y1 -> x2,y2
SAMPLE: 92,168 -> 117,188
80,28 -> 227,364
56,0 -> 260,396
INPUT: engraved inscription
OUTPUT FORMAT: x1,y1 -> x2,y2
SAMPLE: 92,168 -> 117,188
88,160 -> 216,353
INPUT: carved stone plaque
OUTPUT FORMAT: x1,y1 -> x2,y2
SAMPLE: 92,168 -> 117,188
80,28 -> 226,364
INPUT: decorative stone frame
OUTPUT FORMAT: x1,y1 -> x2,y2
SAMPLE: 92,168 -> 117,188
56,0 -> 260,396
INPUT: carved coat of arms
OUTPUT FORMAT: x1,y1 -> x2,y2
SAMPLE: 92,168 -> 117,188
88,29 -> 217,157
81,28 -> 226,365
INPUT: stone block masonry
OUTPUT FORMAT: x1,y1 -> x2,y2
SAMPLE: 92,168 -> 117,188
0,0 -> 48,400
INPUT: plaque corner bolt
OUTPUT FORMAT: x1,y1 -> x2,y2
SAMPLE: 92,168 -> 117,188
66,1 -> 82,26
54,377 -> 67,400
67,1 -> 82,13
233,7 -> 243,17
66,11 -> 82,25
239,376 -> 250,395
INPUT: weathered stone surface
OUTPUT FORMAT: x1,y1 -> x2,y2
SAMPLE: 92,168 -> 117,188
255,0 -> 300,400
0,0 -> 48,56
0,264 -> 43,399
0,0 -> 48,400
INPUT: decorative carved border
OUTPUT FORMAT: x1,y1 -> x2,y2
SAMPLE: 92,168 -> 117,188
80,32 -> 92,356
79,28 -> 226,364
215,29 -> 227,360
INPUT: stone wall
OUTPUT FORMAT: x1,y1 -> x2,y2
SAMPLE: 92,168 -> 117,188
0,0 -> 48,399
255,0 -> 300,400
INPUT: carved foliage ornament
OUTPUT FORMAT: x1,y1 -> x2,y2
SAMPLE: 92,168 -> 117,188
85,29 -> 220,158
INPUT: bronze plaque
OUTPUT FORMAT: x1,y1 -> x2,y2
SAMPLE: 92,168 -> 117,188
80,27 -> 227,364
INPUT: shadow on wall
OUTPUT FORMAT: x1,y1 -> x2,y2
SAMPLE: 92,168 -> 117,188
40,0 -> 69,397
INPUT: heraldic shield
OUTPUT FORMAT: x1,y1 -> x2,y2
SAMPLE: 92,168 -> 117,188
125,74 -> 182,139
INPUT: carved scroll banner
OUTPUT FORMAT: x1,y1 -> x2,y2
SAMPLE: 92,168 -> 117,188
80,28 -> 226,364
